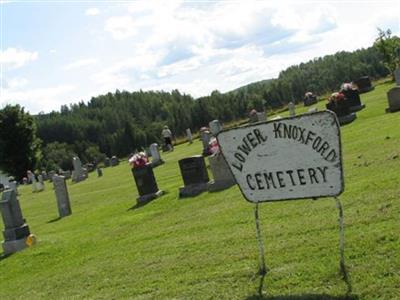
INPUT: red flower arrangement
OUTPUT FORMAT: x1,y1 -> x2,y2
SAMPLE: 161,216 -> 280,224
129,152 -> 149,168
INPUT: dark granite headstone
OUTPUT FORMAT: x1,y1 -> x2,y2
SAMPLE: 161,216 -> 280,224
386,86 -> 400,113
96,167 -> 103,177
342,88 -> 365,112
178,156 -> 209,197
354,76 -> 374,93
0,190 -> 34,254
132,164 -> 163,203
304,93 -> 318,106
104,157 -> 111,167
326,101 -> 357,126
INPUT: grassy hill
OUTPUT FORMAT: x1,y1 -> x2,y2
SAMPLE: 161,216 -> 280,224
0,82 -> 399,299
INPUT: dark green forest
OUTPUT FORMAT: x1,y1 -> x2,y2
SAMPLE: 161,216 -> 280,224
34,40 -> 395,171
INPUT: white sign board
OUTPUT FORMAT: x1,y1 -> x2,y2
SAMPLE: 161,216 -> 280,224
217,111 -> 343,203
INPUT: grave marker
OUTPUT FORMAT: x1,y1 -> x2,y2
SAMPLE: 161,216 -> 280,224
53,175 -> 72,218
186,128 -> 193,144
178,156 -> 209,197
72,157 -> 87,183
132,165 -> 163,203
207,153 -> 236,192
149,143 -> 164,167
0,190 -> 35,254
385,86 -> 400,113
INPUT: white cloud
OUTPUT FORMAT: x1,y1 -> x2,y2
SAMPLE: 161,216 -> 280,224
104,16 -> 137,40
0,85 -> 76,113
85,7 -> 100,16
6,77 -> 29,89
49,49 -> 57,54
0,48 -> 38,69
64,58 -> 97,70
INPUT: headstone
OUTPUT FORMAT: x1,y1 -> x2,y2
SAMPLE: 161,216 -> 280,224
207,153 -> 236,192
132,164 -> 163,203
59,169 -> 71,180
354,76 -> 374,93
200,130 -> 212,156
342,88 -> 365,112
0,190 -> 35,254
36,175 -> 44,192
111,156 -> 119,167
178,156 -> 209,197
149,143 -> 164,167
22,177 -> 28,185
53,175 -> 72,218
104,157 -> 111,167
209,120 -> 223,136
27,171 -> 37,192
186,128 -> 193,144
256,112 -> 267,122
304,92 -> 318,106
8,181 -> 18,195
48,171 -> 56,182
41,171 -> 48,181
385,86 -> 400,113
395,68 -> 400,86
326,94 -> 357,126
72,157 -> 86,183
96,167 -> 103,177
249,109 -> 258,123
288,102 -> 296,117
85,163 -> 95,172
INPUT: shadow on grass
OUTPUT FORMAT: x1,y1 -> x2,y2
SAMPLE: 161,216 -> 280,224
0,253 -> 13,261
47,216 -> 62,223
128,191 -> 169,211
246,294 -> 359,300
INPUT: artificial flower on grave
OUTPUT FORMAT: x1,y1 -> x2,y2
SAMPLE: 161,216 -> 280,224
208,137 -> 220,155
128,152 -> 149,168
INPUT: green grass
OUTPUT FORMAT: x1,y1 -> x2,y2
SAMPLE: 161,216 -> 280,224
1,82 -> 399,299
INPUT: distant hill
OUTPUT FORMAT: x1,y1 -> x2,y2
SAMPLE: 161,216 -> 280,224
35,41 -> 391,168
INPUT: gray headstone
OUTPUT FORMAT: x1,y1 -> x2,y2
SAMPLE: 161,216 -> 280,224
178,156 -> 209,197
72,157 -> 86,183
386,86 -> 400,113
0,190 -> 32,254
41,171 -> 48,181
96,167 -> 103,177
111,156 -> 119,167
288,102 -> 296,117
257,112 -> 267,122
395,69 -> 400,86
27,171 -> 37,192
209,120 -> 223,136
104,157 -> 111,167
207,153 -> 236,192
132,165 -> 163,203
48,170 -> 56,182
53,175 -> 72,218
186,128 -> 193,144
149,143 -> 164,167
200,131 -> 211,154
8,181 -> 18,195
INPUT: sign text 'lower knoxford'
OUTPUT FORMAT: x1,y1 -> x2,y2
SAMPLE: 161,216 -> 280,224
217,111 -> 343,202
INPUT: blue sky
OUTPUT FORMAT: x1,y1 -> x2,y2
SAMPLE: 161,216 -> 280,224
1,0 -> 399,113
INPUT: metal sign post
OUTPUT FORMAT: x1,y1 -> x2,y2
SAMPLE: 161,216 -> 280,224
217,111 -> 350,295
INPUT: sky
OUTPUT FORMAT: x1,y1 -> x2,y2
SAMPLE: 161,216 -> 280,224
0,0 -> 399,114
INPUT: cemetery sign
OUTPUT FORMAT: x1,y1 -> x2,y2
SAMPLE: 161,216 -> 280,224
217,111 -> 343,202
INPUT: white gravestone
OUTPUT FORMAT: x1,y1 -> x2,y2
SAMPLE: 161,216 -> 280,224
288,102 -> 296,117
72,157 -> 86,183
186,128 -> 193,144
150,143 -> 164,167
217,111 -> 343,202
36,175 -> 44,191
27,171 -> 38,192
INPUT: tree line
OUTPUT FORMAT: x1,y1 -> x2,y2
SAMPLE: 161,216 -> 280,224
1,31 -> 399,179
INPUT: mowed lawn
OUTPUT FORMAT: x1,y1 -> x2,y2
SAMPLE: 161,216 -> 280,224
0,82 -> 399,299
